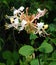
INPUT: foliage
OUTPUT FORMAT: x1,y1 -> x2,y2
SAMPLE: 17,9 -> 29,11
30,59 -> 39,65
39,40 -> 53,53
0,0 -> 56,65
19,45 -> 34,57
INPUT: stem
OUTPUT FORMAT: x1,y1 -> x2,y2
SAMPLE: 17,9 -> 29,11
12,29 -> 19,50
34,48 -> 39,51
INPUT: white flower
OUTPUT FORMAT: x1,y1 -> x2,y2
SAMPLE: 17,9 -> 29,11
5,15 -> 20,29
37,8 -> 44,13
19,20 -> 27,31
37,22 -> 44,30
13,9 -> 18,15
13,6 -> 24,16
18,6 -> 24,11
14,17 -> 19,24
13,17 -> 19,29
34,22 -> 44,35
11,7 -> 19,16
36,8 -> 47,19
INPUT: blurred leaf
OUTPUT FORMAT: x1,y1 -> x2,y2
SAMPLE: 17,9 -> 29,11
52,51 -> 56,59
0,46 -> 2,51
30,33 -> 37,40
3,0 -> 8,5
12,51 -> 19,63
49,62 -> 56,65
54,18 -> 56,22
19,60 -> 28,65
7,59 -> 14,65
19,45 -> 34,57
39,40 -> 53,53
3,51 -> 12,60
30,59 -> 39,65
31,40 -> 35,45
51,38 -> 56,45
45,1 -> 55,11
0,38 -> 4,45
40,59 -> 44,65
0,63 -> 5,65
48,24 -> 56,32
0,38 -> 4,51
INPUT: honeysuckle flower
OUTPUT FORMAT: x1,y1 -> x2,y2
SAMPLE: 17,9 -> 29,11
34,23 -> 49,36
5,15 -> 20,29
37,8 -> 44,13
5,15 -> 19,23
12,6 -> 24,16
34,22 -> 44,34
5,6 -> 49,37
18,6 -> 24,12
18,6 -> 24,16
19,20 -> 27,31
36,8 -> 47,19
11,7 -> 19,16
13,9 -> 19,16
37,22 -> 44,30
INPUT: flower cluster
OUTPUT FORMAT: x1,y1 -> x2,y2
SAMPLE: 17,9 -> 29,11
5,6 -> 49,37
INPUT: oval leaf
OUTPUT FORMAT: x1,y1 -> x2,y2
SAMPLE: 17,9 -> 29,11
39,40 -> 53,53
3,51 -> 12,60
19,45 -> 34,56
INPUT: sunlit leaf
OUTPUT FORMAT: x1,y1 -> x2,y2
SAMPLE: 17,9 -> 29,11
19,45 -> 34,56
39,40 -> 53,53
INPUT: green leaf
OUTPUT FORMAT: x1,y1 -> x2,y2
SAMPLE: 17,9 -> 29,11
12,51 -> 19,63
39,40 -> 53,53
30,33 -> 37,40
30,59 -> 39,65
3,0 -> 8,5
0,38 -> 4,46
52,51 -> 56,59
0,63 -> 5,65
51,38 -> 56,45
7,59 -> 14,65
19,45 -> 34,57
49,24 -> 56,32
31,40 -> 35,45
40,59 -> 44,65
49,62 -> 56,65
0,38 -> 4,51
3,51 -> 12,60
54,18 -> 56,22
